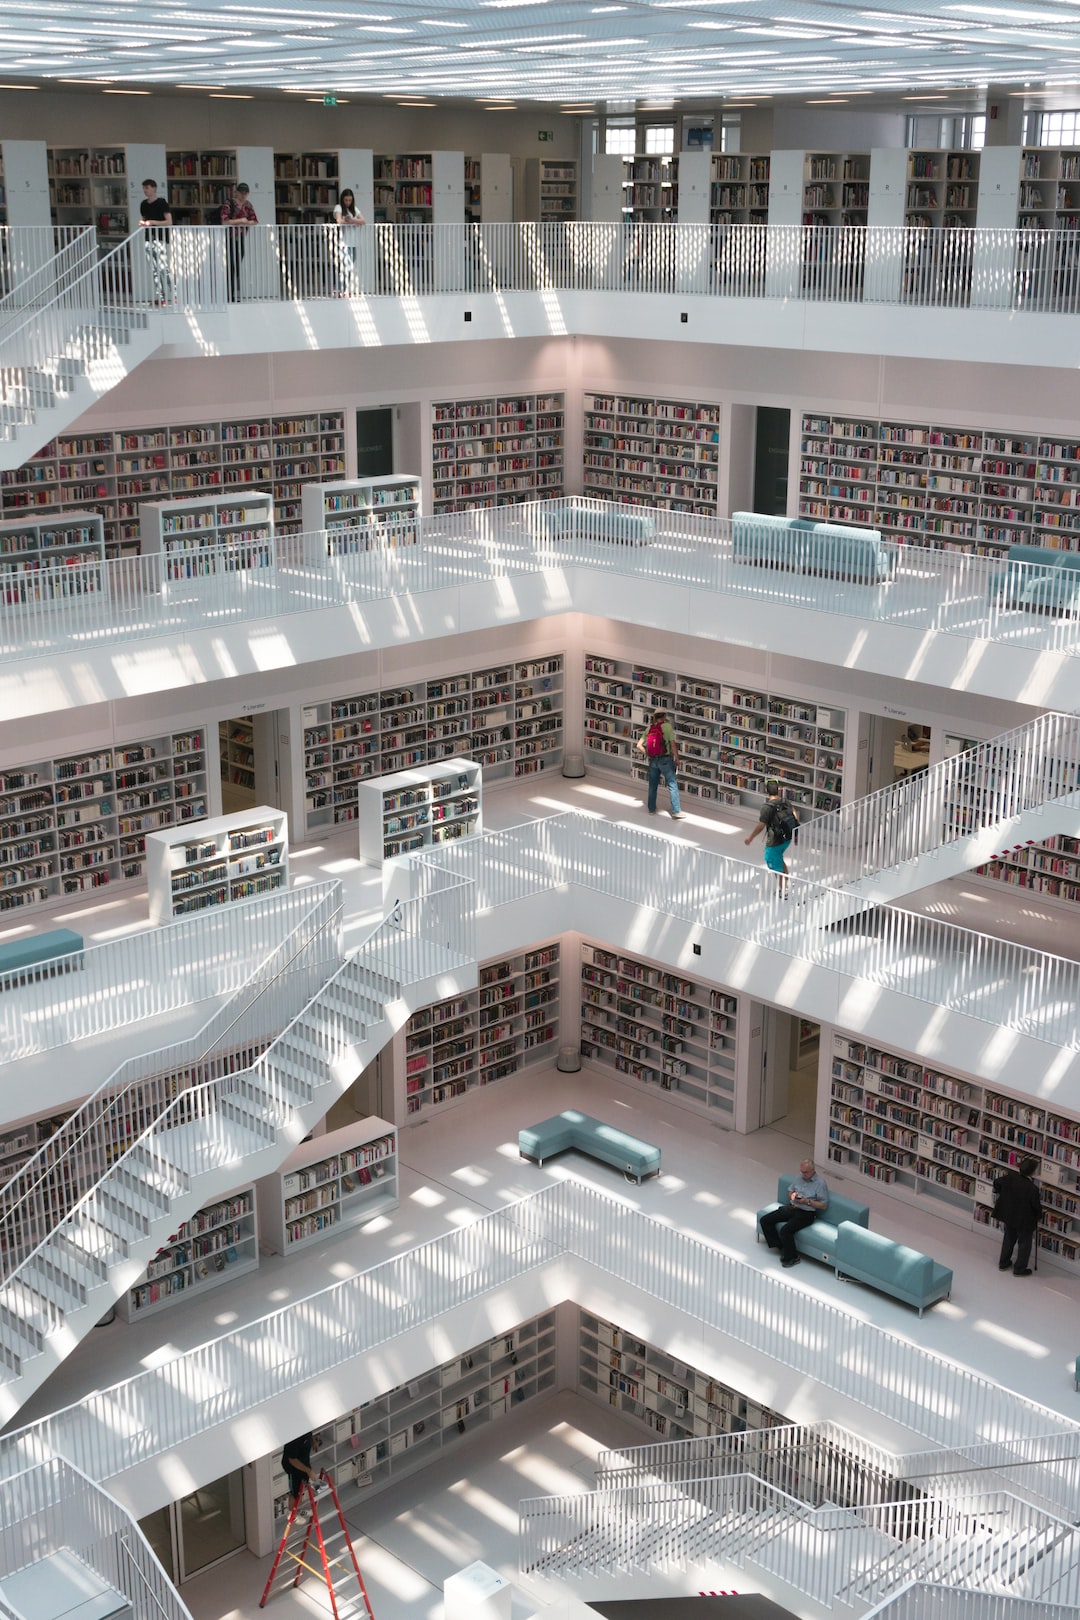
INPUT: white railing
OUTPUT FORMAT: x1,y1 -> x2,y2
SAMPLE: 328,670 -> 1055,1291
5,500 -> 1080,667
865,1586 -> 1080,1620
55,222 -> 1080,315
0,881 -> 344,1279
0,879 -> 343,1063
794,711 -> 1080,889
595,1421 -> 1080,1523
0,228 -> 96,319
1,1180 -> 1075,1495
423,812 -> 1080,1049
517,1473 -> 1080,1607
0,1455 -> 190,1620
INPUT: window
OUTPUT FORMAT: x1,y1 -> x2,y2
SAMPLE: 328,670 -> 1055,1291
605,122 -> 637,157
643,125 -> 675,155
1030,109 -> 1080,146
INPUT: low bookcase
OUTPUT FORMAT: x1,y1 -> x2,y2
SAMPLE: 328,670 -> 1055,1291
258,1116 -> 398,1254
119,1184 -> 258,1322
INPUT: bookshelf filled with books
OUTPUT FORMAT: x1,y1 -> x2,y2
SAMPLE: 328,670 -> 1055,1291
401,944 -> 560,1119
827,1032 -> 1080,1270
579,942 -> 737,1120
145,806 -> 287,924
578,1309 -> 787,1442
356,757 -> 481,864
139,491 -> 274,577
522,158 -> 578,221
258,1117 -> 397,1254
708,153 -> 771,225
300,653 -> 564,833
4,411 -> 346,557
797,410 -> 1080,553
582,651 -> 846,814
266,1309 -> 557,1527
582,392 -> 720,514
119,1184 -> 259,1322
905,150 -> 981,229
431,393 -> 565,512
300,475 -> 421,552
0,727 -> 210,917
0,511 -> 106,604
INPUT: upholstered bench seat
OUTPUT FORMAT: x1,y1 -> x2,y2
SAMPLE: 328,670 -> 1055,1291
732,511 -> 894,584
756,1174 -> 870,1266
543,503 -> 655,547
519,1109 -> 661,1183
835,1222 -> 953,1316
0,928 -> 84,986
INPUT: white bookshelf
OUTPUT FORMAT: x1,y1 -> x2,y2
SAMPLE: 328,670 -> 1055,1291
905,150 -> 980,229
145,805 -> 288,925
827,1031 -> 1080,1271
219,717 -> 255,799
357,757 -> 481,865
402,943 -> 559,1118
522,158 -> 578,221
0,511 -> 105,604
266,1308 -> 556,1528
11,410 -> 346,557
578,1309 -> 786,1441
0,1109 -> 71,1192
138,490 -> 274,577
300,475 -> 421,554
0,727 -> 210,918
579,942 -> 737,1120
393,150 -> 464,224
300,654 -> 564,833
583,651 -> 845,814
708,152 -> 771,225
582,391 -> 720,515
431,393 -> 565,513
258,1117 -> 397,1254
465,153 -> 512,223
164,147 -> 238,226
119,1184 -> 258,1322
797,410 -> 1080,553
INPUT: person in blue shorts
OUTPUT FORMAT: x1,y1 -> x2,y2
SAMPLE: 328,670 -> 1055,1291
744,780 -> 798,896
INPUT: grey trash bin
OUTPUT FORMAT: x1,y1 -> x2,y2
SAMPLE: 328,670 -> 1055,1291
556,1046 -> 582,1073
562,754 -> 585,779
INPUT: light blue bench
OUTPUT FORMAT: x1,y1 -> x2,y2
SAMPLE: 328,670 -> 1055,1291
757,1174 -> 870,1267
732,511 -> 894,584
543,502 -> 655,547
989,543 -> 1080,618
835,1222 -> 953,1317
519,1109 -> 661,1183
0,928 -> 83,987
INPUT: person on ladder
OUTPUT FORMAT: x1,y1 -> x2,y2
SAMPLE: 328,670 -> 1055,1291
282,1432 -> 326,1517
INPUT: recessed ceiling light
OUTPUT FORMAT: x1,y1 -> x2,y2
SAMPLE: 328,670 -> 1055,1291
210,92 -> 254,98
0,81 -> 37,89
103,87 -> 151,94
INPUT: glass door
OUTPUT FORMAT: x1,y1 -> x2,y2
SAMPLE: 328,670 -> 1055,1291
139,1468 -> 247,1584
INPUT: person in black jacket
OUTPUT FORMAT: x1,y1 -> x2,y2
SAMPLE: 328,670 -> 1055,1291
993,1155 -> 1043,1276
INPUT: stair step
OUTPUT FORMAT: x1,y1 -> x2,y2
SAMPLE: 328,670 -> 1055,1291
52,1229 -> 110,1288
21,1251 -> 87,1311
95,1187 -> 152,1240
218,1093 -> 283,1139
0,1276 -> 58,1346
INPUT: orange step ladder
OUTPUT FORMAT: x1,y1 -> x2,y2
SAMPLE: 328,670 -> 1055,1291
259,1472 -> 376,1618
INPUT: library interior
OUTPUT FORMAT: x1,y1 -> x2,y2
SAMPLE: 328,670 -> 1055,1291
3,5 -> 1080,1620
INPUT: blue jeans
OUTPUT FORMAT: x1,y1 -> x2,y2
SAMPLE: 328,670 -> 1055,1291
647,755 -> 681,814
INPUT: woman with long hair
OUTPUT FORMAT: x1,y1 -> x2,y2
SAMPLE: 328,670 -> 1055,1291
332,187 -> 366,295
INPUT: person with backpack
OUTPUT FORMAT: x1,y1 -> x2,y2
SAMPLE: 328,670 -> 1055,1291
992,1155 -> 1042,1275
745,780 -> 799,895
635,708 -> 685,819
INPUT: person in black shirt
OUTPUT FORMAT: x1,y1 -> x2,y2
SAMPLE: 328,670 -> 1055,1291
139,179 -> 172,305
993,1155 -> 1043,1275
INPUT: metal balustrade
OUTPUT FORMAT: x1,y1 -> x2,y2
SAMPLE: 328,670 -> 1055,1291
2,1177 -> 1077,1497
4,499 -> 1080,667
517,1473 -> 1080,1607
864,1586 -> 1080,1620
0,1455 -> 190,1620
0,880 -> 343,1064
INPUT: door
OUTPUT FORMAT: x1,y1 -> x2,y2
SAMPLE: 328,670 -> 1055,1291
753,406 -> 791,515
138,1468 -> 247,1584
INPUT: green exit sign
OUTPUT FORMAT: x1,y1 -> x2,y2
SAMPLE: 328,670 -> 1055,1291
324,94 -> 338,107
538,130 -> 553,141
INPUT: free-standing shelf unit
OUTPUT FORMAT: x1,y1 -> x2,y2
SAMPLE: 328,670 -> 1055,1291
145,805 -> 288,924
120,1184 -> 259,1321
356,757 -> 482,864
522,159 -> 578,221
300,475 -> 421,554
258,1117 -> 398,1254
139,490 -> 274,577
0,511 -> 106,604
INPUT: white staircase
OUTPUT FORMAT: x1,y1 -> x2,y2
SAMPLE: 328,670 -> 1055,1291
0,882 -> 474,1424
0,235 -> 165,465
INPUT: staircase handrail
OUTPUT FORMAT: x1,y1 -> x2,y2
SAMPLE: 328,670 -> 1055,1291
0,881 -> 343,1277
791,710 -> 1080,888
0,228 -> 97,325
0,231 -> 143,389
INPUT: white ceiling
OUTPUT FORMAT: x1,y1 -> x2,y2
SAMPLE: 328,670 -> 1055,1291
1,0 -> 1079,108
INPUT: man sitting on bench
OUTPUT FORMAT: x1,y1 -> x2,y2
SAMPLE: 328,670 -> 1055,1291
759,1157 -> 829,1268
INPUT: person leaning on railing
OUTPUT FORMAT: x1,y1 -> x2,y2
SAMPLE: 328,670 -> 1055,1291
220,181 -> 257,302
332,187 -> 366,296
138,179 -> 172,306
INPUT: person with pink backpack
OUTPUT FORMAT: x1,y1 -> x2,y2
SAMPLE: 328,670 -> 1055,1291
635,708 -> 685,819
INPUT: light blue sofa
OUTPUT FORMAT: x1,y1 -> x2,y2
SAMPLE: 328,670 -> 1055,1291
732,511 -> 894,584
756,1173 -> 870,1267
0,927 -> 83,986
543,502 -> 655,547
989,543 -> 1080,617
835,1222 -> 953,1316
519,1108 -> 661,1183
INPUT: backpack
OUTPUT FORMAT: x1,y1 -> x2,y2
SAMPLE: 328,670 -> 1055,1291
645,723 -> 668,758
769,799 -> 798,842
